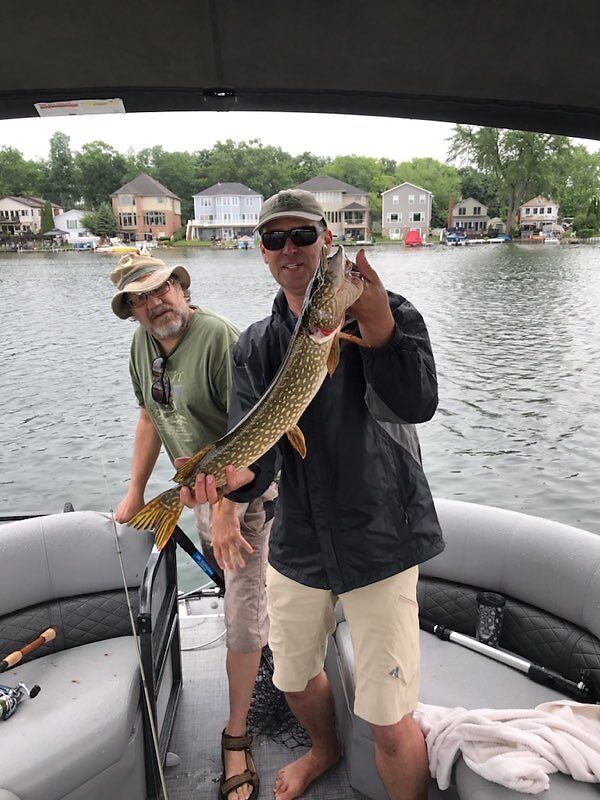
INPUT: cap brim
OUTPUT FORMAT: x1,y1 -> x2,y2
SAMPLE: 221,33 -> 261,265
255,210 -> 325,233
111,265 -> 191,319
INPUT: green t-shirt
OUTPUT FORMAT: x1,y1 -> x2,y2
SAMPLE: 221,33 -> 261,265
129,307 -> 240,463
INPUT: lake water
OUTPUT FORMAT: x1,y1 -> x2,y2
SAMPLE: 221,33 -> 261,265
2,243 -> 599,590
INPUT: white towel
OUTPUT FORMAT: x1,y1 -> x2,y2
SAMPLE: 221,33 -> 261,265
414,700 -> 600,794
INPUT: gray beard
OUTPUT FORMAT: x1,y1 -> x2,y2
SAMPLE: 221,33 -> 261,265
148,309 -> 189,340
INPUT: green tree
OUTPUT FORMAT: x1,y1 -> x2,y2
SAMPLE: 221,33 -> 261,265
0,147 -> 44,196
75,142 -> 128,208
290,151 -> 331,186
43,132 -> 79,208
448,126 -> 571,231
395,157 -> 461,227
550,145 -> 600,219
81,202 -> 118,237
197,139 -> 297,198
457,167 -> 501,217
41,200 -> 54,233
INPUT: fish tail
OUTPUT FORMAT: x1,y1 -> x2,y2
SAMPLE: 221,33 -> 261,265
127,488 -> 184,550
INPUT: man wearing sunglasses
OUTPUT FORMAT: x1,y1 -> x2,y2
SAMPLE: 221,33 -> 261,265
109,252 -> 276,800
182,189 -> 444,800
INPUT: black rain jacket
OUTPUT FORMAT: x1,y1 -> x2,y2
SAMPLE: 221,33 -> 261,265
227,288 -> 445,594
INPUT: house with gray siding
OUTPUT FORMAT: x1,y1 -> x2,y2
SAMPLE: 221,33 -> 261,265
295,176 -> 370,239
187,182 -> 262,241
381,182 -> 432,240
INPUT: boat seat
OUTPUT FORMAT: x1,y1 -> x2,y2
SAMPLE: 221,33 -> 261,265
0,511 -> 179,800
325,498 -> 600,800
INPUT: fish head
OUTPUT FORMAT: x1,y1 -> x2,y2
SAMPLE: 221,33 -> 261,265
304,245 -> 364,342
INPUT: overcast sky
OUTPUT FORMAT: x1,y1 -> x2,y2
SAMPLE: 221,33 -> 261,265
0,111 -> 458,163
1,111 -> 599,166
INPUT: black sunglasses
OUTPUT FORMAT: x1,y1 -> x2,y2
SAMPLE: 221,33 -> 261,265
151,356 -> 171,405
261,226 -> 323,251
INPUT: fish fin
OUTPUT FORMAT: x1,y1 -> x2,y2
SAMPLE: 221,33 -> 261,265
338,331 -> 370,348
286,425 -> 307,459
173,443 -> 215,484
327,335 -> 341,376
127,488 -> 184,550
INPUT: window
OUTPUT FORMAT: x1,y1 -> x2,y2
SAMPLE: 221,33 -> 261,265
525,208 -> 531,215
67,219 -> 79,230
392,195 -> 399,204
409,212 -> 422,222
547,207 -> 552,214
473,206 -> 481,215
142,212 -> 166,226
120,195 -> 133,205
119,213 -> 137,227
533,208 -> 538,215
201,198 -> 211,206
419,194 -> 426,203
387,212 -> 400,222
408,194 -> 415,204
458,207 -> 466,216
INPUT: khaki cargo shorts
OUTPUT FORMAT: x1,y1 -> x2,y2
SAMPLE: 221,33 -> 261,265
266,564 -> 420,726
194,483 -> 277,653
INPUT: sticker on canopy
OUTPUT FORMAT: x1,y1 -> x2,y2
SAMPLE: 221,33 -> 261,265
34,98 -> 126,117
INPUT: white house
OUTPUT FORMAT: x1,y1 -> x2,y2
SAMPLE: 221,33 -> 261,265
54,209 -> 99,246
381,182 -> 432,239
0,196 -> 63,235
187,182 -> 262,241
294,176 -> 370,240
519,195 -> 559,237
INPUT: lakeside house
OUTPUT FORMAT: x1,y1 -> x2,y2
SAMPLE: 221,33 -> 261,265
111,173 -> 181,242
451,197 -> 490,237
186,183 -> 262,241
0,196 -> 63,235
54,209 -> 98,247
519,195 -> 559,238
381,182 -> 432,240
295,176 -> 370,240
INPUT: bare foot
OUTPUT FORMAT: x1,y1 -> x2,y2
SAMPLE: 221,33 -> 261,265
273,746 -> 341,800
223,747 -> 254,800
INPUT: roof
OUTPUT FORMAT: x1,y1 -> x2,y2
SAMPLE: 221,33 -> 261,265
111,173 -> 180,199
194,182 -> 260,197
455,196 -> 485,206
0,196 -> 62,208
295,176 -> 367,194
382,182 -> 431,196
522,196 -> 555,207
3,2 -> 600,139
343,201 -> 367,210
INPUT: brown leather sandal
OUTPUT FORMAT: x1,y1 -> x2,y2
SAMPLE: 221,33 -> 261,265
219,729 -> 259,800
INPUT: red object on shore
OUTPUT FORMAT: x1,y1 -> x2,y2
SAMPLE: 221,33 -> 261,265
405,229 -> 423,247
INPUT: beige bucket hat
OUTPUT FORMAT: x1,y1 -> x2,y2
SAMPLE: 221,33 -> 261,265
110,252 -> 191,319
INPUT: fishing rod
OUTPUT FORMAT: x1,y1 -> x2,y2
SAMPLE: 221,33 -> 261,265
0,627 -> 56,673
172,526 -> 225,595
420,619 -> 595,702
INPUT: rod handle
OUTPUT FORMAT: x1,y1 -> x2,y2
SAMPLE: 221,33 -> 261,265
0,627 -> 57,672
528,665 -> 591,702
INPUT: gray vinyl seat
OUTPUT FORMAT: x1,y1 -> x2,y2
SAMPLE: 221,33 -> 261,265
325,498 -> 600,800
0,512 -> 155,800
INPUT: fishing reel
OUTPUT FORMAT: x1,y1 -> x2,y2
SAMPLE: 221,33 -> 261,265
0,682 -> 41,721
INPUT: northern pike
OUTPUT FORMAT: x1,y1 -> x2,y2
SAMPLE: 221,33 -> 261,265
127,245 -> 364,549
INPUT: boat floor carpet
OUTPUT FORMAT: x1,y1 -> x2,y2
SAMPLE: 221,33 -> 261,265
166,596 -> 365,799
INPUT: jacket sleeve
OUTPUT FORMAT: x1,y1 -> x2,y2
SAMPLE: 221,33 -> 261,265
224,344 -> 281,503
359,295 -> 438,424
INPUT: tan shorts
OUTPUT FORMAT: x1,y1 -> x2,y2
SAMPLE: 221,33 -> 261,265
194,483 -> 277,653
266,564 -> 420,726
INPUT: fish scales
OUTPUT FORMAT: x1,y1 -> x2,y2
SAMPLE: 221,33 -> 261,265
127,245 -> 363,549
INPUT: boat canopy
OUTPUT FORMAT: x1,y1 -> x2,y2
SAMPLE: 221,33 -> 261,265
4,1 -> 600,139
